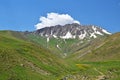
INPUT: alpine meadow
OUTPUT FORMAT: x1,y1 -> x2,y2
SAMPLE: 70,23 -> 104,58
0,0 -> 120,80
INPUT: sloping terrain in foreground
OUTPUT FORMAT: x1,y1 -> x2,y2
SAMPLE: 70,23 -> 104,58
0,31 -> 120,80
0,31 -> 73,80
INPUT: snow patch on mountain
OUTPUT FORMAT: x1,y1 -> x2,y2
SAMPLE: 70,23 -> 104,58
92,26 -> 103,35
61,32 -> 73,39
47,37 -> 49,42
96,31 -> 103,35
92,26 -> 97,31
53,35 -> 58,38
56,44 -> 61,50
102,29 -> 111,35
79,31 -> 87,39
90,33 -> 97,38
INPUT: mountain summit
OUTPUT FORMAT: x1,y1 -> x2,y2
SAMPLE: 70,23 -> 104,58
35,23 -> 111,39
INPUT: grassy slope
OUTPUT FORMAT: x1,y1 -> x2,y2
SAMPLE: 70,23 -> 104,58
0,31 -> 120,80
78,33 -> 120,61
65,33 -> 120,80
26,33 -> 97,57
0,31 -> 72,80
25,32 -> 120,80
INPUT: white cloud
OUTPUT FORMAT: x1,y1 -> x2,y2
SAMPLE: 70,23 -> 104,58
35,12 -> 80,29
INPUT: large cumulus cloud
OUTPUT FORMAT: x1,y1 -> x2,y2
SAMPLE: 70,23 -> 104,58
35,13 -> 80,29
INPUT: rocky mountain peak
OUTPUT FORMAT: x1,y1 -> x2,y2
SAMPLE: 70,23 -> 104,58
35,23 -> 111,39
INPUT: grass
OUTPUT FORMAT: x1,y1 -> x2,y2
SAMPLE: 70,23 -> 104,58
0,31 -> 71,80
26,33 -> 95,57
62,60 -> 120,80
77,33 -> 120,62
0,31 -> 120,80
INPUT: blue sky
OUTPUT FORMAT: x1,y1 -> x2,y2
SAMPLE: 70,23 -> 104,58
0,0 -> 120,33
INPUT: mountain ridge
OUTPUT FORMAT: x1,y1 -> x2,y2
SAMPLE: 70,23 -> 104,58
25,23 -> 112,57
35,23 -> 111,40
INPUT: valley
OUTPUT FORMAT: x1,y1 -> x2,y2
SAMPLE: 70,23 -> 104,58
0,29 -> 120,80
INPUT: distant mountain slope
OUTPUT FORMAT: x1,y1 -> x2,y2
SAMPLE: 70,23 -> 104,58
26,24 -> 111,57
68,32 -> 120,61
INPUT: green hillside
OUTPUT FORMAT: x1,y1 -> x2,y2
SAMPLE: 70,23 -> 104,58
26,33 -> 103,58
65,33 -> 120,80
76,33 -> 120,61
0,31 -> 120,80
0,31 -> 72,80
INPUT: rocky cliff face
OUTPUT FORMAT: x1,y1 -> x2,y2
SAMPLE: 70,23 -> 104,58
35,23 -> 111,39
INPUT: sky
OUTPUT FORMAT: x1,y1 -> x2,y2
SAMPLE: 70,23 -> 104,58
0,0 -> 120,33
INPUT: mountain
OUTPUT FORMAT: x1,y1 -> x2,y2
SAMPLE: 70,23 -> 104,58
26,23 -> 111,57
0,26 -> 120,80
35,23 -> 111,39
